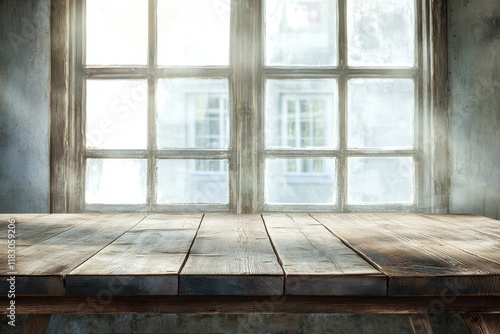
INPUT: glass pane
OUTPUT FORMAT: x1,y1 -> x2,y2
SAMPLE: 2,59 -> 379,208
86,159 -> 147,204
86,0 -> 148,65
157,79 -> 229,149
348,79 -> 414,149
86,80 -> 148,149
348,157 -> 414,204
266,79 -> 338,149
265,0 -> 337,66
157,0 -> 230,66
347,0 -> 415,67
266,158 -> 336,204
157,160 -> 229,204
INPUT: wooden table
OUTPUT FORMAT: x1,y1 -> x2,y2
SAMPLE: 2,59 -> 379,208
1,213 -> 499,334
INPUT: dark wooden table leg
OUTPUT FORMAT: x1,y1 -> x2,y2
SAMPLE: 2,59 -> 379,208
409,314 -> 434,334
23,314 -> 52,334
462,314 -> 500,334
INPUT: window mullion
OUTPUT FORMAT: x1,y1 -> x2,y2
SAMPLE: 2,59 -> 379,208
148,0 -> 157,68
146,0 -> 158,211
338,0 -> 348,211
230,0 -> 262,213
74,0 -> 86,213
146,77 -> 156,211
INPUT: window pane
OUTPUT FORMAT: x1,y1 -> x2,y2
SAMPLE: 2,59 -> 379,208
266,158 -> 336,204
86,159 -> 147,204
265,0 -> 337,66
266,80 -> 338,149
347,0 -> 415,67
348,79 -> 414,149
86,80 -> 148,149
157,0 -> 230,66
86,0 -> 148,65
157,79 -> 229,149
157,160 -> 229,204
348,157 -> 414,204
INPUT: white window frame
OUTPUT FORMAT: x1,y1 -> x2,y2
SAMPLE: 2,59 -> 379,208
50,0 -> 450,214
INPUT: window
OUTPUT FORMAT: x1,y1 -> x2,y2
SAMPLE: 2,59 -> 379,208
54,0 -> 442,213
281,95 -> 333,149
263,0 -> 420,211
82,0 -> 231,211
192,95 -> 228,150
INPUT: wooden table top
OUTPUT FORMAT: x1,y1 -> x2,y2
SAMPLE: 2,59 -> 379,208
1,213 -> 499,297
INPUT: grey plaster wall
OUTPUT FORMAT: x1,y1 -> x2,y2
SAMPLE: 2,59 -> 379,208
0,0 -> 50,213
448,0 -> 500,219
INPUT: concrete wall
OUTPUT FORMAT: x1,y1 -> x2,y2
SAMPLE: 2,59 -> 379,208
448,0 -> 500,219
0,0 -> 50,213
0,0 -> 497,332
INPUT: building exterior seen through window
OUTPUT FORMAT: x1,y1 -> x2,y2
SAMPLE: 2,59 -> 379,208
81,0 -> 421,211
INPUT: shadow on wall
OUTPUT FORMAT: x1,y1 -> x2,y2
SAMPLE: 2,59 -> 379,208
0,0 -> 51,213
448,0 -> 500,221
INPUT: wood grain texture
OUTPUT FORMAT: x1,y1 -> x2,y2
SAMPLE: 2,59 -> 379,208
23,314 -> 52,334
0,214 -> 98,254
50,0 -> 70,214
462,314 -> 500,334
0,214 -> 99,296
409,314 -> 434,334
0,214 -> 48,226
376,214 -> 500,266
429,0 -> 450,212
67,214 -> 202,295
230,0 -> 261,213
263,213 -> 385,295
312,213 -> 500,296
422,214 -> 500,239
0,214 -> 145,295
180,214 -> 283,295
3,296 -> 500,315
0,214 -> 53,267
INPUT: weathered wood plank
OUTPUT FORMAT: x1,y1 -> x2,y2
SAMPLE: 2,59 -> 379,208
3,296 -> 500,315
376,214 -> 500,266
390,276 -> 500,297
312,214 -> 500,296
0,214 -> 98,253
422,214 -> 500,239
0,214 -> 51,248
67,214 -> 202,295
180,214 -> 283,295
49,0 -> 71,213
409,314 -> 434,334
462,314 -> 500,334
429,0 -> 450,213
263,213 -> 385,295
0,214 -> 100,297
24,314 -> 52,334
0,214 -> 48,226
0,214 -> 145,295
230,0 -> 262,213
